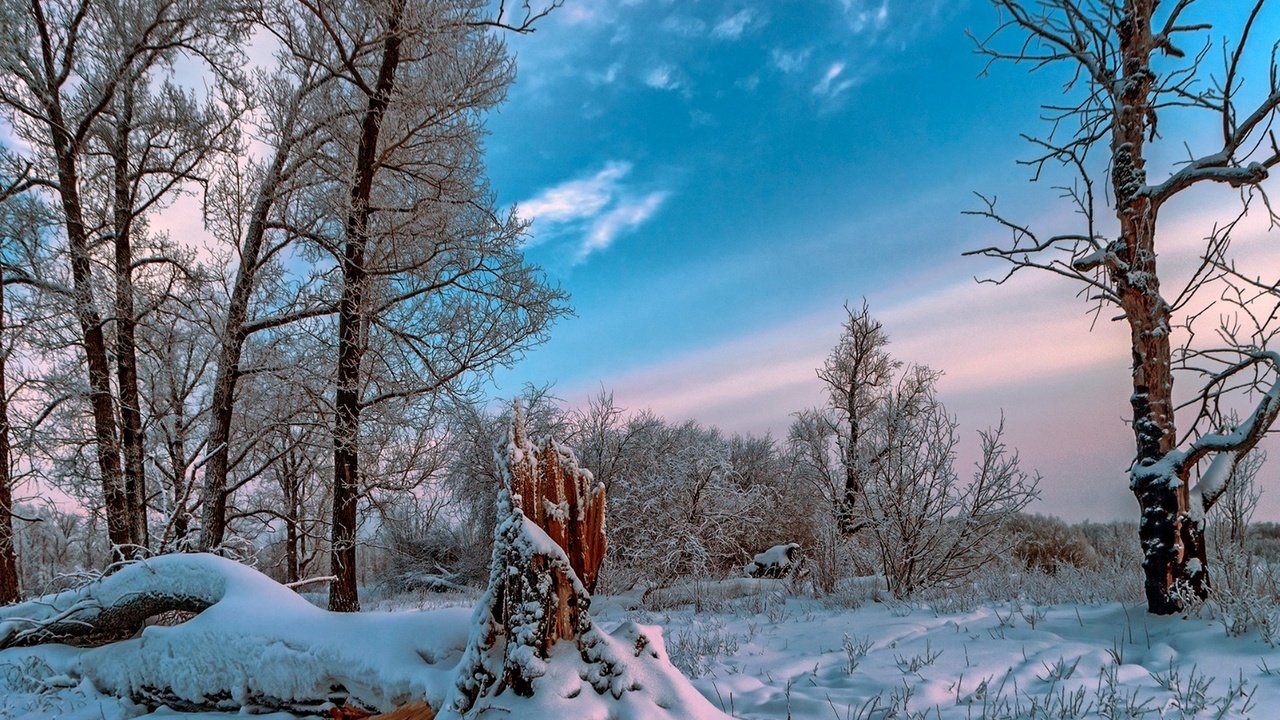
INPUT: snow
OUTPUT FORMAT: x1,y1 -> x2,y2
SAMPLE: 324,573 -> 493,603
4,568 -> 1279,719
743,542 -> 799,577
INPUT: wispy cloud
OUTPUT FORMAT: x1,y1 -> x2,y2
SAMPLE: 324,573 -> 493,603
660,14 -> 706,37
812,61 -> 857,99
841,0 -> 891,33
520,162 -> 670,263
711,9 -> 758,40
520,162 -> 630,225
578,192 -> 670,261
771,47 -> 811,74
643,63 -> 682,91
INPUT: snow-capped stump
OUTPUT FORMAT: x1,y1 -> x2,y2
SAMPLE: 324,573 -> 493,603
744,542 -> 802,580
444,403 -> 733,719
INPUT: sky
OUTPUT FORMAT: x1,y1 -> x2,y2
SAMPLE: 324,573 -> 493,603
480,0 -> 1280,522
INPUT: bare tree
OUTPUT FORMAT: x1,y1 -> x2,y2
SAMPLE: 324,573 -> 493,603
814,299 -> 896,535
967,0 -> 1280,613
0,0 -> 244,560
860,368 -> 1039,596
266,0 -> 569,611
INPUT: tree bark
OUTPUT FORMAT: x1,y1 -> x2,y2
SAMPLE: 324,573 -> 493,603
329,0 -> 406,613
199,147 -> 290,551
1111,0 -> 1206,614
448,404 -> 609,712
42,80 -> 131,562
0,276 -> 17,604
111,78 -> 150,553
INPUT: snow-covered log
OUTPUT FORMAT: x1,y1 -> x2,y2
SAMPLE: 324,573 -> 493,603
444,404 -> 733,719
743,542 -> 802,580
0,557 -> 221,649
0,553 -> 470,715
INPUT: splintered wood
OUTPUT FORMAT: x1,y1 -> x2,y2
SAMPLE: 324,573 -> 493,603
507,407 -> 607,593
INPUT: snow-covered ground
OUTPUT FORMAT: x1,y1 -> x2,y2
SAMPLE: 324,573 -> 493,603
596,590 -> 1274,718
2,575 -> 1276,719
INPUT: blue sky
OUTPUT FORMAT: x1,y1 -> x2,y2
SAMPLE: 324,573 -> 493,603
487,0 -> 1027,381
481,0 -> 1280,522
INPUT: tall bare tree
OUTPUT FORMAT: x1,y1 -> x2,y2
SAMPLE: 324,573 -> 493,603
812,300 -> 898,535
967,0 -> 1280,613
0,0 -> 242,560
0,164 -> 39,603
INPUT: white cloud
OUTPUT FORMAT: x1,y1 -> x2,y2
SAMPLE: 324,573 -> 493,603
520,162 -> 631,225
841,0 -> 891,33
588,63 -> 621,86
771,47 -> 811,74
660,14 -> 706,37
520,162 -> 670,262
812,61 -> 856,98
578,192 -> 669,262
643,64 -> 681,91
711,9 -> 756,40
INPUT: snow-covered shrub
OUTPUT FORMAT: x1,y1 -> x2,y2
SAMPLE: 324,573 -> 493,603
605,414 -> 805,584
665,618 -> 740,678
860,376 -> 1039,597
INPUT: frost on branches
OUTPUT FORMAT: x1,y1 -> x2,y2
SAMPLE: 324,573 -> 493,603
446,403 -> 731,719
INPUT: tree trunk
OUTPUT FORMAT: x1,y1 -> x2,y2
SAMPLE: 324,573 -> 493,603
448,403 -> 608,711
329,0 -> 405,613
44,94 -> 130,562
199,147 -> 290,552
282,448 -> 301,584
111,79 -> 150,553
166,402 -> 191,546
0,277 -> 17,604
1111,0 -> 1206,614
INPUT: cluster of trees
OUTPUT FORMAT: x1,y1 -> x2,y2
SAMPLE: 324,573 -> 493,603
369,303 -> 1041,601
1,0 -> 1278,622
0,0 -> 566,610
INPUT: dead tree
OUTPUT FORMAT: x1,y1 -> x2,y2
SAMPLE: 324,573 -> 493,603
967,0 -> 1280,613
448,403 -> 607,708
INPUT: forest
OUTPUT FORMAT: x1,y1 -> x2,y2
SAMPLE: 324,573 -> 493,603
2,0 -> 1280,718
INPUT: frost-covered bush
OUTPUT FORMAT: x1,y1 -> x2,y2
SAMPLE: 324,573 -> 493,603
858,372 -> 1039,597
605,414 -> 814,585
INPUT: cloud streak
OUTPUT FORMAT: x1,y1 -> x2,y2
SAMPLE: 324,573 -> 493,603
520,162 -> 670,263
813,62 -> 856,99
712,9 -> 758,40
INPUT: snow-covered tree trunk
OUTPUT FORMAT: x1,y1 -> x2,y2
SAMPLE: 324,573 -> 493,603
450,403 -> 607,708
444,405 -> 732,717
1103,0 -> 1197,615
970,0 -> 1280,615
0,274 -> 15,603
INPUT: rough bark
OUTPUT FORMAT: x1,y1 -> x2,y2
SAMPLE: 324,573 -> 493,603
1107,0 -> 1206,615
0,276 -> 16,604
111,77 -> 151,553
44,87 -> 131,562
330,0 -> 406,613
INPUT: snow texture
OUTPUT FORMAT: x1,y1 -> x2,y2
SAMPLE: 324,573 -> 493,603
7,586 -> 1280,719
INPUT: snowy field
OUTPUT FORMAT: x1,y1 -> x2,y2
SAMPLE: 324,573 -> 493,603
1,571 -> 1276,720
